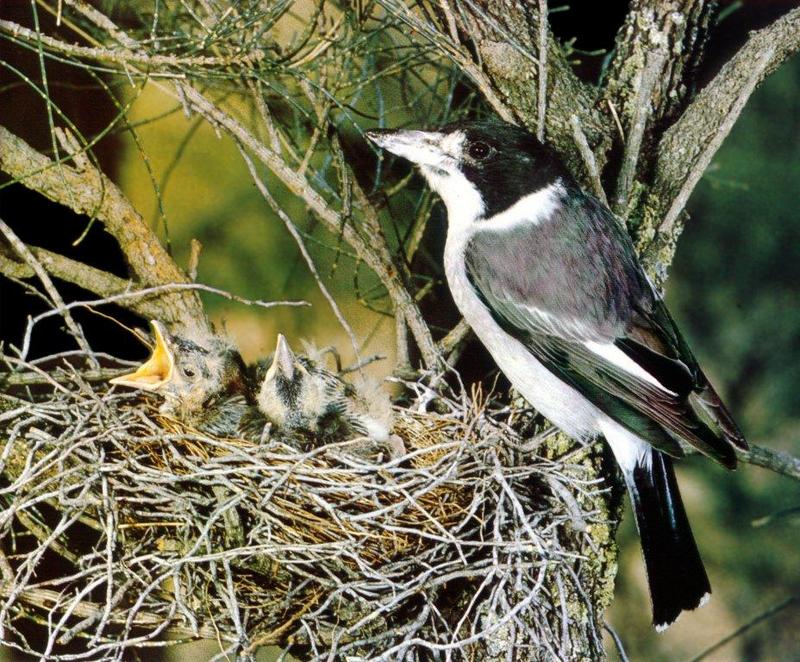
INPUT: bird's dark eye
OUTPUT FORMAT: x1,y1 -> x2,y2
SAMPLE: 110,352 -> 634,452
182,366 -> 197,379
467,141 -> 491,160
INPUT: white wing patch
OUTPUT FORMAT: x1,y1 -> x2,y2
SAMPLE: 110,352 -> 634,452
584,341 -> 676,394
482,182 -> 565,232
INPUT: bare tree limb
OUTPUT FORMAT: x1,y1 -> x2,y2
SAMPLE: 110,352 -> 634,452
0,243 -> 164,320
737,443 -> 800,482
653,7 -> 800,227
384,0 -> 613,177
535,0 -> 548,142
464,0 -> 612,168
612,47 -> 668,216
0,582 -> 226,642
0,18 -> 264,69
0,125 -> 206,332
658,45 -> 775,237
238,146 -> 362,362
604,0 -> 718,132
569,115 -> 608,206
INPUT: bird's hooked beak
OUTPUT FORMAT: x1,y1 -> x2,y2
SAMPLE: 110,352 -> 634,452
365,128 -> 449,168
267,334 -> 296,381
110,320 -> 175,391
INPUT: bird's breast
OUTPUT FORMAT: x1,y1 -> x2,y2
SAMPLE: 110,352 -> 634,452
443,232 -> 600,440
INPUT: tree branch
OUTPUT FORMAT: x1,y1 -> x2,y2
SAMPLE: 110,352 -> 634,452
0,242 -> 167,320
737,443 -> 800,482
385,0 -> 613,178
604,1 -> 718,134
0,219 -> 95,363
612,46 -> 668,215
0,125 -> 207,332
652,8 -> 800,230
0,582 -> 226,643
174,83 -> 439,368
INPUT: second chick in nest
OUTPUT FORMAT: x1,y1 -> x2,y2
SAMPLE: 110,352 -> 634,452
110,321 -> 266,439
257,335 -> 402,457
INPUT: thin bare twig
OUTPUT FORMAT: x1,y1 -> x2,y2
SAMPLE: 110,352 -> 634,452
237,146 -> 362,363
655,7 -> 800,230
613,47 -> 667,215
535,0 -> 548,142
0,217 -> 96,366
737,443 -> 800,482
174,83 -> 439,368
658,45 -> 775,235
689,596 -> 798,662
0,124 -> 206,330
569,114 -> 608,206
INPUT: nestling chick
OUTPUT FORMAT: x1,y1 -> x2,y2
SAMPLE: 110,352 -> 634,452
110,320 -> 264,438
257,335 -> 397,452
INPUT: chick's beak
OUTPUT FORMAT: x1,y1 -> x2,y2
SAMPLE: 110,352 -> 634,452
266,334 -> 296,381
365,128 -> 447,167
110,321 -> 175,391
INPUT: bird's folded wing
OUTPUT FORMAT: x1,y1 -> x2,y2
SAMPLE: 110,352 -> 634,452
526,333 -> 736,467
621,298 -> 747,450
464,214 -> 742,467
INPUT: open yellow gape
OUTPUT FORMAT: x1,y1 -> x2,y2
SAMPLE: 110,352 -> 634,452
110,321 -> 174,391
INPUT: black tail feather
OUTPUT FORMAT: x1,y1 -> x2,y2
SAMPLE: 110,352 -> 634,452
627,450 -> 711,630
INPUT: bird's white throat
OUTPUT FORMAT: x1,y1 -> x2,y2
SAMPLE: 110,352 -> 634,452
428,174 -> 565,241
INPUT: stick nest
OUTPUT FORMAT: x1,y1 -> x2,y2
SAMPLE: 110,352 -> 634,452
0,357 -> 612,660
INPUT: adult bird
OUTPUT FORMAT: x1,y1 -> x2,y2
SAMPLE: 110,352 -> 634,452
366,120 -> 747,630
110,320 -> 265,439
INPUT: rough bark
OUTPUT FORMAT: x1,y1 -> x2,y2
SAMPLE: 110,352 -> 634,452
0,124 -> 207,334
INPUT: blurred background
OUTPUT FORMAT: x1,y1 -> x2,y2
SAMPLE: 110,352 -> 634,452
1,0 -> 798,659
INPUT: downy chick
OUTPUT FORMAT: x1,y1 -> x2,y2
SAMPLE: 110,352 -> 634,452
110,320 -> 265,438
256,335 -> 398,454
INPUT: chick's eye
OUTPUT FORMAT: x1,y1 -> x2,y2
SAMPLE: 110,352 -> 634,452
467,141 -> 491,160
182,366 -> 196,379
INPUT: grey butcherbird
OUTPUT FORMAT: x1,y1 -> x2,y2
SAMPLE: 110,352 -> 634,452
366,120 -> 748,631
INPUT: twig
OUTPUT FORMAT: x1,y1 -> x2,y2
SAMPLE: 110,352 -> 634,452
613,47 -> 667,215
379,0 -> 516,123
28,283 -> 308,323
569,114 -> 608,206
237,146 -> 362,363
340,354 -> 387,375
0,19 -> 265,69
0,243 -> 166,320
0,582 -> 225,642
535,0 -> 548,142
0,218 -> 96,366
0,124 -> 206,330
655,7 -> 800,232
395,313 -> 410,370
0,367 -> 129,386
603,623 -> 629,662
175,84 -> 439,368
658,45 -> 775,235
737,443 -> 800,482
438,319 -> 471,356
689,595 -> 798,662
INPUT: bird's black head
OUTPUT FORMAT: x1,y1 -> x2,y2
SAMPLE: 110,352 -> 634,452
366,120 -> 572,220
